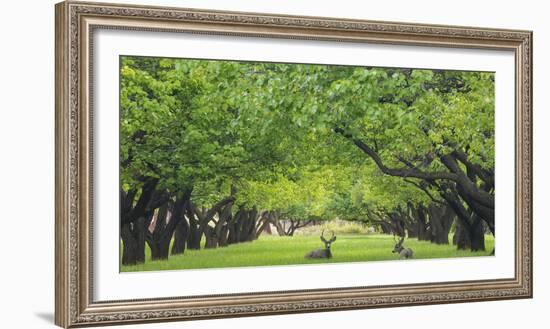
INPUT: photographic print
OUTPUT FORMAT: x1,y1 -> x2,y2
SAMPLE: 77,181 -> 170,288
119,56 -> 495,272
55,2 -> 531,326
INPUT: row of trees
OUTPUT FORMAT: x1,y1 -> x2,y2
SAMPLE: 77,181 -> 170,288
120,56 -> 495,265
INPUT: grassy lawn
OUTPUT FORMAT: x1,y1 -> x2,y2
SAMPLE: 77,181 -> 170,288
121,234 -> 494,272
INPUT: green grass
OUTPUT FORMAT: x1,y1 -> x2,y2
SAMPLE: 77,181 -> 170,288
121,234 -> 494,272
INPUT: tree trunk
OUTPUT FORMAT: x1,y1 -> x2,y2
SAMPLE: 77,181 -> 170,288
263,221 -> 272,235
453,219 -> 471,250
187,222 -> 201,249
212,202 -> 234,248
379,221 -> 393,234
469,215 -> 486,252
428,204 -> 455,244
134,216 -> 147,263
120,216 -> 148,265
120,179 -> 166,265
147,204 -> 171,261
204,226 -> 218,248
440,183 -> 486,252
287,224 -> 296,236
188,195 -> 236,249
121,223 -> 138,265
405,223 -> 418,238
416,205 -> 431,241
218,225 -> 229,247
401,203 -> 417,238
171,217 -> 189,255
241,208 -> 258,242
252,211 -> 270,239
187,205 -> 202,250
440,154 -> 495,234
148,239 -> 171,260
270,212 -> 286,236
146,192 -> 190,260
227,207 -> 244,244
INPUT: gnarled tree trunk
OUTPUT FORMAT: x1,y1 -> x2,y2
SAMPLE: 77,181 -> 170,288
254,211 -> 272,239
120,179 -> 167,265
171,217 -> 189,255
440,183 -> 486,252
121,216 -> 149,265
469,215 -> 486,252
453,218 -> 470,250
204,226 -> 218,249
427,204 -> 455,244
240,207 -> 259,242
121,222 -> 138,265
413,205 -> 431,241
146,192 -> 190,260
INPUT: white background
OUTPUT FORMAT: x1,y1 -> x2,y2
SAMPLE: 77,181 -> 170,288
0,0 -> 546,328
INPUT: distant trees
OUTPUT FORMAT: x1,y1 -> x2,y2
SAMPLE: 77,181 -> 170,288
238,65 -> 495,252
327,70 -> 494,251
119,57 -> 495,265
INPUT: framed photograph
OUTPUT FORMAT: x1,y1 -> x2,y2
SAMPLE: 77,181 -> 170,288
55,1 -> 532,327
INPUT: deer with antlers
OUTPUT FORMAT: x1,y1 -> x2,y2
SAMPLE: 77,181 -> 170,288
392,236 -> 414,259
305,230 -> 337,259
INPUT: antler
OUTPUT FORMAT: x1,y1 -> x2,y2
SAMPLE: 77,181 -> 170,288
321,229 -> 336,243
393,234 -> 405,244
329,230 -> 336,242
320,229 -> 327,243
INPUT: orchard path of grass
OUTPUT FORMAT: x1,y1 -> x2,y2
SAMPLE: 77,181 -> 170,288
121,234 -> 494,272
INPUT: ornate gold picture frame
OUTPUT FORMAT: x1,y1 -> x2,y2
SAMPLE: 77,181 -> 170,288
55,1 -> 532,327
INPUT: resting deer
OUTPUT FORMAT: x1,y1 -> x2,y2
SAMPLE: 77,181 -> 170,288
392,236 -> 414,259
305,230 -> 336,259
